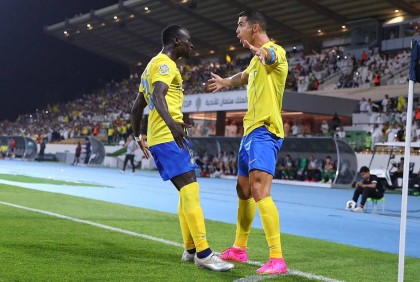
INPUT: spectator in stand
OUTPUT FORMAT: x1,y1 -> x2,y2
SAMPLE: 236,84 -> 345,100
291,121 -> 300,136
390,157 -> 405,187
283,121 -> 291,136
9,138 -> 16,158
397,74 -> 407,85
415,106 -> 420,124
121,122 -> 128,143
331,113 -> 341,131
305,155 -> 321,182
280,154 -> 296,180
397,96 -> 407,112
295,157 -> 308,181
386,123 -> 399,142
200,152 -> 210,176
320,156 -> 336,184
320,120 -> 329,136
92,124 -> 99,136
367,98 -> 380,113
72,142 -> 82,165
382,94 -> 390,113
373,72 -> 380,86
221,151 -> 230,174
225,120 -> 238,137
361,50 -> 367,64
107,126 -> 115,145
359,98 -> 369,112
227,151 -> 237,175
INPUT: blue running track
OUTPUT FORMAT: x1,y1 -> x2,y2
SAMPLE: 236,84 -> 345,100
1,160 -> 419,258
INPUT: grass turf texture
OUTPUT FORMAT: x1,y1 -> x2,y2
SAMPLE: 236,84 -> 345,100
1,184 -> 419,281
0,173 -> 103,187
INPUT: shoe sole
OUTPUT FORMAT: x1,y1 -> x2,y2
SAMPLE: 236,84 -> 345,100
194,262 -> 234,271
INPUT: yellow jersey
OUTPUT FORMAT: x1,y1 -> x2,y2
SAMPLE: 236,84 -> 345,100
244,42 -> 288,138
139,53 -> 184,146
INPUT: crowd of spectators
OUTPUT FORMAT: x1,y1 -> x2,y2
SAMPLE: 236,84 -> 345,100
0,47 -> 412,146
274,154 -> 336,183
193,149 -> 337,183
0,56 -> 252,143
287,46 -> 346,92
195,151 -> 237,178
181,56 -> 251,94
352,94 -> 420,152
286,47 -> 410,92
337,49 -> 410,89
0,75 -> 138,145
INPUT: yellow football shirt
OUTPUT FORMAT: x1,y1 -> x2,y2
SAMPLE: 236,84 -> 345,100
243,42 -> 288,138
139,53 -> 184,146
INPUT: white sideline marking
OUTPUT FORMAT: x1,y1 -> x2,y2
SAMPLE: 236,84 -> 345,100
0,201 -> 182,248
234,270 -> 344,282
0,201 -> 343,282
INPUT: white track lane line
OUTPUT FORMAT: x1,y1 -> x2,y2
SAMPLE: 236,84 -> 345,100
0,201 -> 343,282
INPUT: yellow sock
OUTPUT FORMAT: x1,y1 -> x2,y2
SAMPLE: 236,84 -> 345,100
257,196 -> 283,258
180,182 -> 209,252
233,198 -> 256,248
178,197 -> 195,251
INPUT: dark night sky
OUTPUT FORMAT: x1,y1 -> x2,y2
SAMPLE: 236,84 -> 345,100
0,0 -> 128,121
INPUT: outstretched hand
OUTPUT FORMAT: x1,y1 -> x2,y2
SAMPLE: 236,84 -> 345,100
169,121 -> 192,150
242,39 -> 268,65
138,134 -> 151,159
208,72 -> 227,93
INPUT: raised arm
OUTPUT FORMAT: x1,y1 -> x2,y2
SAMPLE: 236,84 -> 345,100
208,71 -> 248,93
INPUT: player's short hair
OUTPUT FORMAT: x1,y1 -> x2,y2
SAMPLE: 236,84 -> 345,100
359,166 -> 370,173
161,24 -> 186,46
238,10 -> 267,31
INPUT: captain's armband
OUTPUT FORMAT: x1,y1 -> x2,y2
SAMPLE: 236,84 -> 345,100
266,48 -> 276,65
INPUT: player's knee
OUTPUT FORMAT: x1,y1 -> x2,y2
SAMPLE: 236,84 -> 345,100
251,189 -> 270,202
236,185 -> 251,200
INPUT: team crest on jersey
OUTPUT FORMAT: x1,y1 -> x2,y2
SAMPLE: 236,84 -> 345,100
158,64 -> 170,75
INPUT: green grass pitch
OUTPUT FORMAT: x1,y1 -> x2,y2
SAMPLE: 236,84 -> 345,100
1,177 -> 419,281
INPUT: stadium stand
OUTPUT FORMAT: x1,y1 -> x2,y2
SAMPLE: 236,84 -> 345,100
0,48 -> 416,151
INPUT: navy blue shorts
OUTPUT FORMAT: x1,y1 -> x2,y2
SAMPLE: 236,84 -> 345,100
149,140 -> 197,181
237,126 -> 283,177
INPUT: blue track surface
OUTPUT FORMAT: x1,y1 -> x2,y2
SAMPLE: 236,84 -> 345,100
1,160 -> 420,258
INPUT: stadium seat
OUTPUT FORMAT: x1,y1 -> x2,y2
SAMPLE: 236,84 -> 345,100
365,197 -> 385,213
